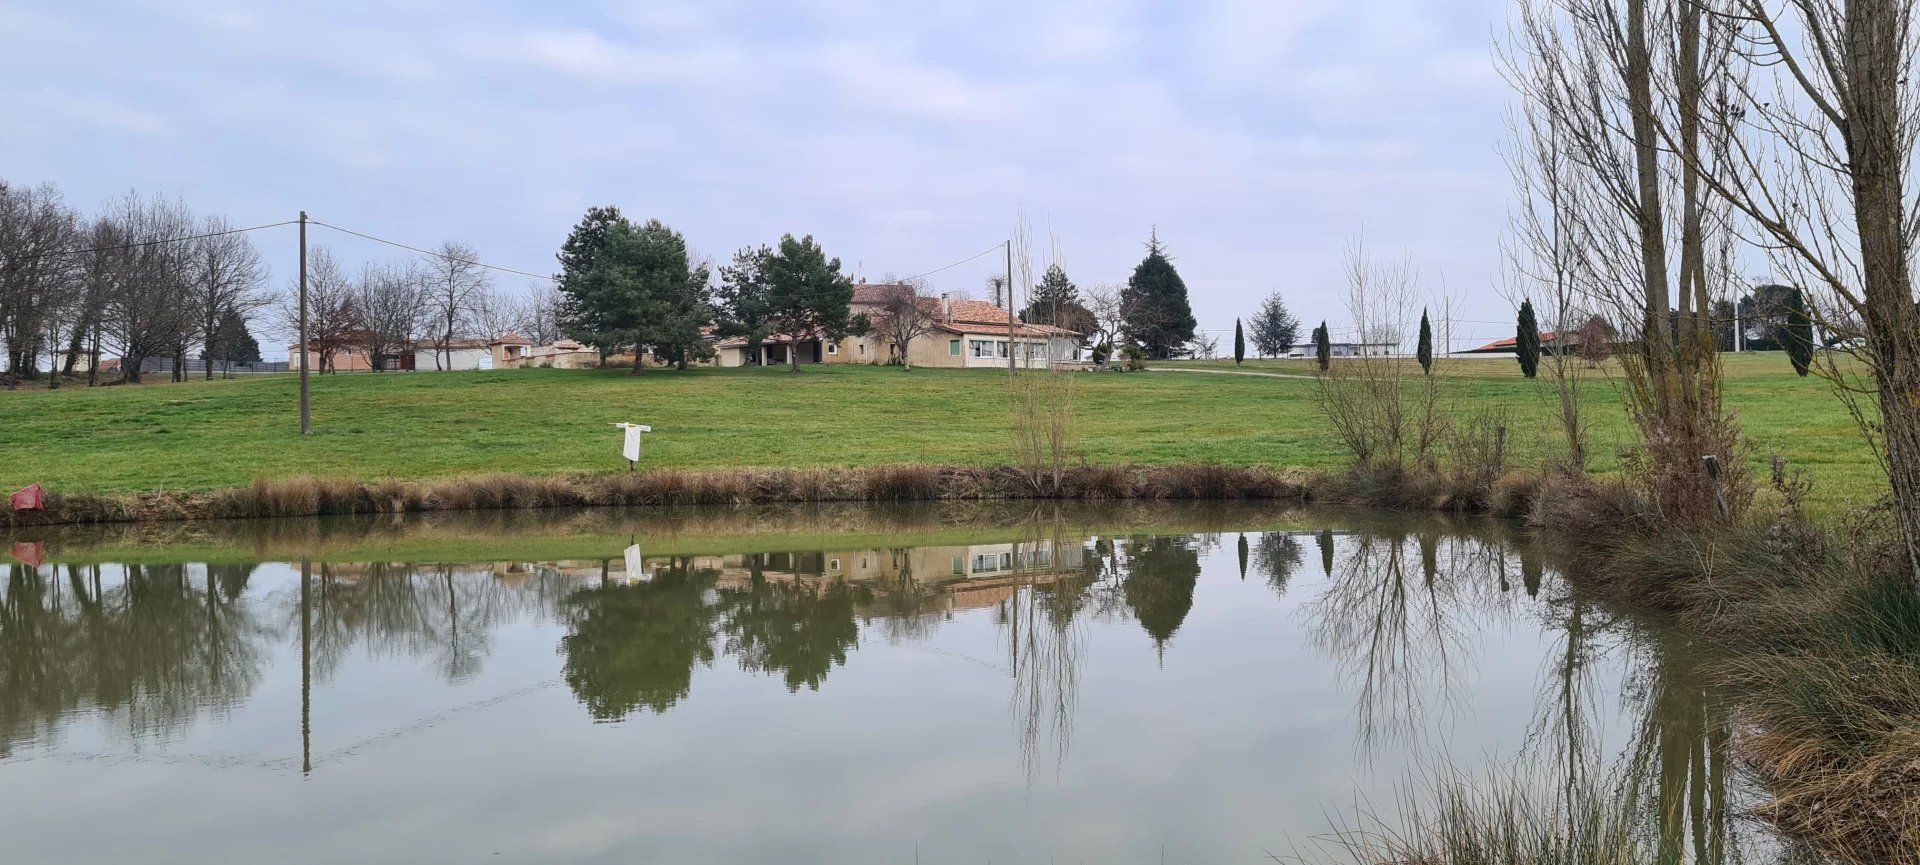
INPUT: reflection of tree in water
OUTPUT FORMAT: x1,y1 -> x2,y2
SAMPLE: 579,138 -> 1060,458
0,562 -> 272,755
1009,530 -> 1097,784
295,562 -> 536,685
1303,528 -> 1509,755
560,558 -> 719,720
1622,635 -> 1739,864
716,571 -> 867,693
1254,532 -> 1305,596
1121,535 -> 1202,650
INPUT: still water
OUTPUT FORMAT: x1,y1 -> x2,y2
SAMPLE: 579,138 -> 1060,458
0,504 -> 1755,863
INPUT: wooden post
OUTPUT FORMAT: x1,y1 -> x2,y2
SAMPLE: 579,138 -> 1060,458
1006,239 -> 1016,379
298,211 -> 311,436
1703,454 -> 1730,520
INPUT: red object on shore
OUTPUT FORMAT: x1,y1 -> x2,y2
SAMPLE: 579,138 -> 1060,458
10,483 -> 44,511
10,542 -> 44,568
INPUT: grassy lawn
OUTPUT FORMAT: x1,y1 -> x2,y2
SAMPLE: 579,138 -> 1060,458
0,353 -> 1884,515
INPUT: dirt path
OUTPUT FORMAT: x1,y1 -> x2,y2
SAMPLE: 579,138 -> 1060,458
1143,366 -> 1320,381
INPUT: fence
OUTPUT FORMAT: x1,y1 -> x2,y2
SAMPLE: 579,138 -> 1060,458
121,357 -> 291,375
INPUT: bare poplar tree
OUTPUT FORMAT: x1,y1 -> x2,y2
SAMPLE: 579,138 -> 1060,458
513,282 -> 565,345
422,240 -> 490,370
1505,0 -> 1748,521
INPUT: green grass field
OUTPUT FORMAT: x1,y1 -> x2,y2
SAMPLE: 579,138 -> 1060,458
0,353 -> 1884,515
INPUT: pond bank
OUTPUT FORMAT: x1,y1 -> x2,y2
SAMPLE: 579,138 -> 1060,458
0,462 -> 1542,529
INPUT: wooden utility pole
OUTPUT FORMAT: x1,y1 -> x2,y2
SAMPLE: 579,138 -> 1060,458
298,211 -> 311,435
1006,239 -> 1016,379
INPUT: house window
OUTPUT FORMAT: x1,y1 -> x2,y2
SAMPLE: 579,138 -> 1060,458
973,553 -> 999,572
857,344 -> 866,356
827,342 -> 839,355
829,558 -> 842,571
949,339 -> 961,356
952,557 -> 965,575
970,339 -> 994,358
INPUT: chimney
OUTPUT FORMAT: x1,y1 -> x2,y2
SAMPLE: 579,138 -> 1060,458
941,292 -> 952,322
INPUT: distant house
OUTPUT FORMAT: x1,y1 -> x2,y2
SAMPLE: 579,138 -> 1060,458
288,334 -> 388,372
712,283 -> 1084,369
1462,319 -> 1614,356
412,332 -> 532,371
1282,340 -> 1399,359
520,339 -> 601,369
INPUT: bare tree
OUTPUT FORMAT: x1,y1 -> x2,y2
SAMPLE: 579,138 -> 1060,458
422,240 -> 490,370
467,282 -> 519,342
0,181 -> 78,381
352,262 -> 425,371
1504,0 -> 1748,522
1316,238 -> 1445,471
1698,0 -> 1920,581
278,246 -> 359,374
192,216 -> 266,380
100,192 -> 197,385
871,278 -> 937,368
513,282 -> 564,345
1083,282 -> 1126,356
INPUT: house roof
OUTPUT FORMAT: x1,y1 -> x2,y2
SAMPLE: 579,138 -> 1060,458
1464,332 -> 1568,354
851,283 -> 915,305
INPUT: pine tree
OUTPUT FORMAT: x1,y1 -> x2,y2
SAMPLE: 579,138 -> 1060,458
574,218 -> 703,375
1313,321 -> 1331,372
1021,263 -> 1096,336
1249,291 -> 1300,357
1416,308 -> 1434,374
206,309 -> 261,375
1783,286 -> 1815,377
766,234 -> 860,372
1233,318 -> 1245,366
554,205 -> 635,358
1119,231 -> 1197,359
1515,299 -> 1542,378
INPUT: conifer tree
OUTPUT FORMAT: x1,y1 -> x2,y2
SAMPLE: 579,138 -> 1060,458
1119,231 -> 1197,359
1783,287 -> 1815,377
1515,299 -> 1541,379
1416,308 -> 1434,374
1312,321 -> 1331,372
1233,318 -> 1245,366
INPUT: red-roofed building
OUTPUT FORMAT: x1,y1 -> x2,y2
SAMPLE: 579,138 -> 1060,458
712,282 -> 1085,369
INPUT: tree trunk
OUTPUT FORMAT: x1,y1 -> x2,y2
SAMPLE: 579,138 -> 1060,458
1625,0 -> 1675,408
630,345 -> 645,376
1847,0 -> 1920,583
124,353 -> 144,384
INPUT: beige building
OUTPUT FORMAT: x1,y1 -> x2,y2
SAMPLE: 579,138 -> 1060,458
712,283 -> 1084,369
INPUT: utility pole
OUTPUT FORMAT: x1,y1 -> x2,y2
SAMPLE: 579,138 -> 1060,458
298,211 -> 311,435
1006,239 -> 1016,379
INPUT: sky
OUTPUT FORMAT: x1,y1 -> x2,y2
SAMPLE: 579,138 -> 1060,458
1,0 -> 1522,350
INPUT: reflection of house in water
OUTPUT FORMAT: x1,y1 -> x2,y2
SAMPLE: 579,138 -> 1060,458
523,540 -> 1088,612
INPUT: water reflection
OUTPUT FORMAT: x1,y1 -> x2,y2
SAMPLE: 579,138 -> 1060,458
0,504 -> 1770,862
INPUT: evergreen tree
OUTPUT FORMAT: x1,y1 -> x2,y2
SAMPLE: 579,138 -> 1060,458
1119,232 -> 1197,359
1416,308 -> 1434,374
1312,321 -> 1331,372
1233,318 -> 1245,366
1020,263 -> 1097,337
554,205 -> 635,359
767,234 -> 861,372
575,218 -> 701,375
1516,299 -> 1542,378
1249,291 -> 1300,357
1783,286 -> 1815,377
207,309 -> 261,365
716,245 -> 777,365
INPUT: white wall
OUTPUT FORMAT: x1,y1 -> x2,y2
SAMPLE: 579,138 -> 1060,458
413,347 -> 493,371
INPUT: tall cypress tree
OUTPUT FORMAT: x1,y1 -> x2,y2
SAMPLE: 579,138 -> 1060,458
1416,308 -> 1434,375
1783,286 -> 1815,377
1119,232 -> 1197,359
1312,321 -> 1331,372
1233,318 -> 1245,366
1515,299 -> 1542,378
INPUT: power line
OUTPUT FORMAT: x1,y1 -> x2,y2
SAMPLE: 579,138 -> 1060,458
6,219 -> 299,262
895,242 -> 1005,284
304,217 -> 559,282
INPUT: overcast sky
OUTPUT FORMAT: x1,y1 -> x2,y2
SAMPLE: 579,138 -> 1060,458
2,0 -> 1522,349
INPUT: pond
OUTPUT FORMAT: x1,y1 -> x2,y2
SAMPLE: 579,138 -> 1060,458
0,503 -> 1765,863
